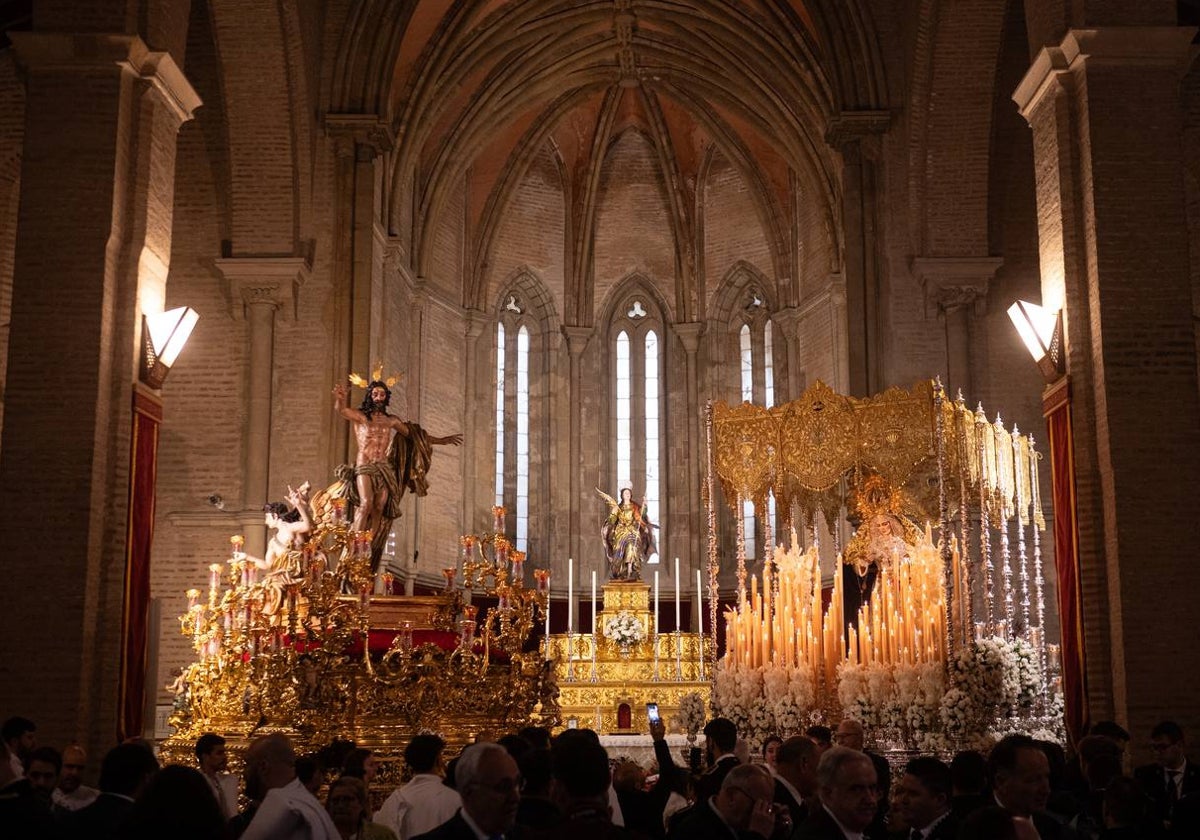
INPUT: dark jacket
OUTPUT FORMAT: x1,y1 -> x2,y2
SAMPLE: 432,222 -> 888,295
667,799 -> 766,840
695,756 -> 741,806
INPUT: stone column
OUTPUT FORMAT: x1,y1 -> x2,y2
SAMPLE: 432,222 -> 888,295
0,33 -> 198,749
912,257 -> 1001,400
770,306 -> 805,401
825,112 -> 889,396
674,322 -> 704,572
1014,26 -> 1200,737
216,258 -> 308,557
562,326 -> 592,568
827,274 -> 850,394
326,114 -> 392,466
462,312 -> 489,534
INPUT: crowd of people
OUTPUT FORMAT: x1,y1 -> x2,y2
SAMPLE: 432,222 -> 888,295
2,712 -> 1196,840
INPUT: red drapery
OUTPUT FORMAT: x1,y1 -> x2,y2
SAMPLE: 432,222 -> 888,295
1043,377 -> 1087,747
118,386 -> 162,742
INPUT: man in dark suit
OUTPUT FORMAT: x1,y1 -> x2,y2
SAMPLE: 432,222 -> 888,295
988,734 -> 1070,840
948,750 -> 989,823
834,719 -> 889,836
894,757 -> 956,840
772,736 -> 819,826
62,742 -> 159,839
414,742 -> 523,840
695,718 -> 740,805
1133,720 -> 1200,835
667,763 -> 777,840
525,737 -> 639,840
794,746 -> 878,840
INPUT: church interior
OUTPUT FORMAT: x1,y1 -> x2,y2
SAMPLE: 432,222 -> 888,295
2,0 -> 1200,783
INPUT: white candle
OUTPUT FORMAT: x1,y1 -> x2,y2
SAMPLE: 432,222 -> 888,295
544,583 -> 551,660
654,570 -> 660,636
674,557 -> 681,630
591,570 -> 598,678
697,568 -> 705,677
567,558 -> 574,668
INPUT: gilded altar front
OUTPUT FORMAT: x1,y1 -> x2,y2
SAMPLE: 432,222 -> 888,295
549,581 -> 712,734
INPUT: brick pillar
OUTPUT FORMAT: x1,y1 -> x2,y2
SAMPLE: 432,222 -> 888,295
0,33 -> 198,749
562,326 -> 592,568
828,274 -> 850,393
825,112 -> 889,396
326,115 -> 392,466
913,257 -> 1002,400
215,258 -> 307,557
771,305 -> 805,401
674,322 -> 704,572
1014,26 -> 1200,740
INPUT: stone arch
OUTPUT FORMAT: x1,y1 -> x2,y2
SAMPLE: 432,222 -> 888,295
492,267 -> 561,338
207,0 -> 311,254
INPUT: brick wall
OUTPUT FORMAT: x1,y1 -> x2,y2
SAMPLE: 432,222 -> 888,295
593,130 -> 676,320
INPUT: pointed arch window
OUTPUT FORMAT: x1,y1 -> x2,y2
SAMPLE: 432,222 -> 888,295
610,291 -> 664,564
495,293 -> 536,552
734,287 -> 779,559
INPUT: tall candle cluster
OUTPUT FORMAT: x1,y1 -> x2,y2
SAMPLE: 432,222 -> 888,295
723,526 -> 958,680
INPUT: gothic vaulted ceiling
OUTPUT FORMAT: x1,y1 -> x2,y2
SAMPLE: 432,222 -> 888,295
329,0 -> 887,321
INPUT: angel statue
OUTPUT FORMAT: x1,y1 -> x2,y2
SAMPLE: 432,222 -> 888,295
596,487 -> 657,581
240,482 -> 312,617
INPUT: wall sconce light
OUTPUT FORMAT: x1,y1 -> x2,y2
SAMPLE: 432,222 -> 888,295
141,306 -> 199,388
1006,300 -> 1063,383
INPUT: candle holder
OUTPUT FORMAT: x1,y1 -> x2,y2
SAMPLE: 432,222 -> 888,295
442,567 -> 457,591
510,550 -> 525,584
491,505 -> 507,534
331,498 -> 346,525
382,571 -> 395,596
459,618 -> 477,648
230,534 -> 245,560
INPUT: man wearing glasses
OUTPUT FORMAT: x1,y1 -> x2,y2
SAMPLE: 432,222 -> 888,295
414,743 -> 523,840
667,763 -> 779,840
794,747 -> 879,840
1134,721 -> 1199,835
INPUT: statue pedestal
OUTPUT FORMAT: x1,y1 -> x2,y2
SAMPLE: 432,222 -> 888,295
550,580 -> 712,735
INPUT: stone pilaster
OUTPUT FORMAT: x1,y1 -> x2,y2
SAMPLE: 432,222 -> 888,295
1014,26 -> 1200,739
216,257 -> 309,557
912,256 -> 1002,400
825,112 -> 889,396
0,32 -> 198,751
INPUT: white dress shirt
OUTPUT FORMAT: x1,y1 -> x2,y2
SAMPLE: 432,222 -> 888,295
241,777 -> 340,840
205,771 -> 240,819
374,773 -> 462,839
824,804 -> 865,840
51,784 -> 100,812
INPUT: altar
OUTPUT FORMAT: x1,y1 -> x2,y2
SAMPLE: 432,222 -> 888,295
547,580 -> 712,735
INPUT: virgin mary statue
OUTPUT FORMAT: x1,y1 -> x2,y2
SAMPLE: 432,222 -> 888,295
596,487 -> 657,581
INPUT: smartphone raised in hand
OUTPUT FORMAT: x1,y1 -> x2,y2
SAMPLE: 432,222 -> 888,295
646,702 -> 660,725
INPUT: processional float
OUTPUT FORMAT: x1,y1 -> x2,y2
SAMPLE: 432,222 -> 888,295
706,379 -> 1064,751
161,498 -> 558,771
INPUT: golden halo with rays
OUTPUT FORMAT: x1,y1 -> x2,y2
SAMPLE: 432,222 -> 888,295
348,362 -> 401,389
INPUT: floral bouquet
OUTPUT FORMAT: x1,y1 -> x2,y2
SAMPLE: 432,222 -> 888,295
676,691 -> 707,736
603,611 -> 645,647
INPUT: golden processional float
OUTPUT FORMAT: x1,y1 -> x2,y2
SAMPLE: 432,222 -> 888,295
706,380 -> 1065,752
160,501 -> 558,770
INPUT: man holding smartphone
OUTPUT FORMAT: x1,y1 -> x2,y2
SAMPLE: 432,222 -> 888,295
666,764 -> 778,840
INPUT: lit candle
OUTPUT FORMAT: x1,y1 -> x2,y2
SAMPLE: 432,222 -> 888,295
591,571 -> 597,637
696,568 -> 704,677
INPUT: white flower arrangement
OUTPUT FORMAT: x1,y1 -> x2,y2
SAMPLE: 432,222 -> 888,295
603,611 -> 645,647
676,692 -> 707,735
